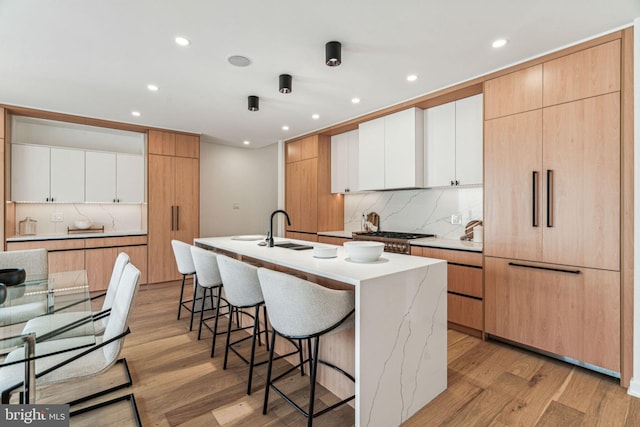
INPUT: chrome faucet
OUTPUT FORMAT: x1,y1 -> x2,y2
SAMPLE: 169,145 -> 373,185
268,209 -> 291,247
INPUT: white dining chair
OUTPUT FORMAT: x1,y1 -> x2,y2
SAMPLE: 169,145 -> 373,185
21,252 -> 130,339
0,263 -> 141,423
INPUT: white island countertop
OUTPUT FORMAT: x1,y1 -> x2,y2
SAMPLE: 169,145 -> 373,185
195,236 -> 447,427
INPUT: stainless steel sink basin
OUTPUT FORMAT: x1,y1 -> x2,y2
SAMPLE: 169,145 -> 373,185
274,242 -> 313,251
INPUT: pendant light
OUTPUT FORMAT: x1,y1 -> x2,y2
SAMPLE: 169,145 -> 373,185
248,95 -> 259,111
325,41 -> 341,67
279,74 -> 292,93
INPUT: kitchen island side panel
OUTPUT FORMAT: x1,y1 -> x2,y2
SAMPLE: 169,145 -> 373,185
357,262 -> 447,427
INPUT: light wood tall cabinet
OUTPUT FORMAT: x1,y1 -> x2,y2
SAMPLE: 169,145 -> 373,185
483,39 -> 622,373
147,130 -> 200,284
285,135 -> 343,241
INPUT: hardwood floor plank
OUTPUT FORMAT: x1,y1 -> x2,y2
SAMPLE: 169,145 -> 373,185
535,401 -> 584,427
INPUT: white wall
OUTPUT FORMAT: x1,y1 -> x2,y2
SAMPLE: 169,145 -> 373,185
199,142 -> 279,237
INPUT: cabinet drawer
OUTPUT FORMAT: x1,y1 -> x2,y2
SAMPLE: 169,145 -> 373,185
85,235 -> 147,249
317,236 -> 350,246
418,246 -> 483,267
448,264 -> 482,298
284,231 -> 318,242
448,293 -> 483,330
7,239 -> 85,251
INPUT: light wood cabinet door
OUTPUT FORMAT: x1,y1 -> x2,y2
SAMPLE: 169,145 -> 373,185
175,134 -> 199,158
148,154 -> 177,283
543,40 -> 620,107
484,110 -> 543,261
485,257 -> 620,372
542,93 -> 620,270
85,247 -> 115,292
148,130 -> 176,156
124,245 -> 148,285
49,249 -> 85,273
484,65 -> 542,120
174,157 -> 199,244
286,136 -> 318,163
285,158 -> 318,233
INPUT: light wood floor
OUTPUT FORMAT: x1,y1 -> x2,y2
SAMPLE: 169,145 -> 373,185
31,281 -> 640,426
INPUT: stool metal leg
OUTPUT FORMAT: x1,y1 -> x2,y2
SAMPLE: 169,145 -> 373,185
223,304 -> 235,369
210,286 -> 223,358
246,305 -> 260,395
197,286 -> 208,340
177,274 -> 187,320
307,336 -> 320,427
188,276 -> 198,331
262,330 -> 278,415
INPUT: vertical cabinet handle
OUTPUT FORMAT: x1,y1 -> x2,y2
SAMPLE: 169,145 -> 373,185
176,206 -> 180,231
170,206 -> 175,231
547,169 -> 554,227
532,171 -> 539,227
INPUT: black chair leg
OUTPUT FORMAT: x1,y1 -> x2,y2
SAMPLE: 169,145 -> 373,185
197,286 -> 208,340
246,305 -> 260,395
299,339 -> 305,376
307,336 -> 320,427
223,304 -> 234,369
211,287 -> 223,358
188,276 -> 198,331
262,330 -> 278,415
177,274 -> 186,320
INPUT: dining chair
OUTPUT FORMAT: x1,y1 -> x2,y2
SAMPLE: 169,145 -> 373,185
21,252 -> 130,339
171,240 -> 198,331
257,267 -> 355,427
0,263 -> 142,423
0,248 -> 49,326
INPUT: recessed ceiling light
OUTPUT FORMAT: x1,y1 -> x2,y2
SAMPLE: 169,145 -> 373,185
243,140 -> 250,145
407,74 -> 418,82
228,55 -> 252,67
175,36 -> 190,46
312,114 -> 320,120
351,97 -> 361,104
131,111 -> 141,117
492,38 -> 508,48
147,84 -> 159,92
282,125 -> 290,131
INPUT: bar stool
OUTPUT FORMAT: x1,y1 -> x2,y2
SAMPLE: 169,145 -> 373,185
257,267 -> 355,427
216,255 -> 301,395
190,246 -> 231,357
171,240 -> 198,331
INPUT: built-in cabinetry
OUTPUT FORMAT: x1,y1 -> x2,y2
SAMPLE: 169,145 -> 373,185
412,246 -> 483,337
330,129 -> 359,193
483,40 -> 621,372
317,235 -> 351,246
285,135 -> 343,242
85,152 -> 144,203
147,130 -> 200,283
424,94 -> 483,187
6,235 -> 148,292
358,107 -> 424,190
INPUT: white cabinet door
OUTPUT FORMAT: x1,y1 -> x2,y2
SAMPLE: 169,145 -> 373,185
11,144 -> 50,202
50,148 -> 85,202
116,154 -> 144,203
424,102 -> 456,187
358,117 -> 385,190
455,94 -> 483,186
331,133 -> 348,193
331,130 -> 359,193
385,108 -> 423,189
346,129 -> 359,192
85,151 -> 116,202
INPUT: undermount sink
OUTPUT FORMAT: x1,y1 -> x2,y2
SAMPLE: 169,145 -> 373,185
274,242 -> 314,251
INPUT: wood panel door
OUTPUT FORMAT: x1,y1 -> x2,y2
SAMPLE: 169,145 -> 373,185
285,158 -> 317,233
85,247 -> 115,292
485,257 -> 620,372
148,154 -> 177,283
484,110 -> 543,261
484,65 -> 542,120
542,93 -> 620,270
174,156 -> 199,244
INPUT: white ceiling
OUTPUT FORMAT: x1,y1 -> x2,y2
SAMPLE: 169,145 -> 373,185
0,1 -> 638,149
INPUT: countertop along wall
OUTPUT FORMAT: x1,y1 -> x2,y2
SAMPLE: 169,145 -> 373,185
199,141 -> 279,237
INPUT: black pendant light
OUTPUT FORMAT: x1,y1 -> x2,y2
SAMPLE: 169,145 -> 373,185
248,95 -> 259,111
279,74 -> 292,93
325,41 -> 341,67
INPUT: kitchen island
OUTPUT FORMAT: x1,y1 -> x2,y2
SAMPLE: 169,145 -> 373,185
195,236 -> 447,427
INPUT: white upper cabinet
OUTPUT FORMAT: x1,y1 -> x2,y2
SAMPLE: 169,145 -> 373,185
424,94 -> 483,187
50,148 -> 85,202
86,151 -> 116,202
358,107 -> 424,190
331,129 -> 359,193
11,144 -> 50,202
116,154 -> 144,203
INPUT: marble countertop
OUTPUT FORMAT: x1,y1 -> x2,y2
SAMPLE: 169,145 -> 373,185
6,230 -> 147,242
195,236 -> 444,286
317,230 -> 482,252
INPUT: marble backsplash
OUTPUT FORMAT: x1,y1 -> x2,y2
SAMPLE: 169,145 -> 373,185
344,187 -> 483,239
13,203 -> 146,236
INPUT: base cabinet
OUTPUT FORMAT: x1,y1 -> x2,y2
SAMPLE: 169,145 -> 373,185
485,256 -> 620,372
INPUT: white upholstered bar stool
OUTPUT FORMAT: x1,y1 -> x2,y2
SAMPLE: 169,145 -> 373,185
215,254 -> 272,395
171,240 -> 198,331
257,267 -> 356,427
190,246 -> 231,357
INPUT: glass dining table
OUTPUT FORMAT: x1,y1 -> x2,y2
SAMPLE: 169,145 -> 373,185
0,270 -> 96,403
